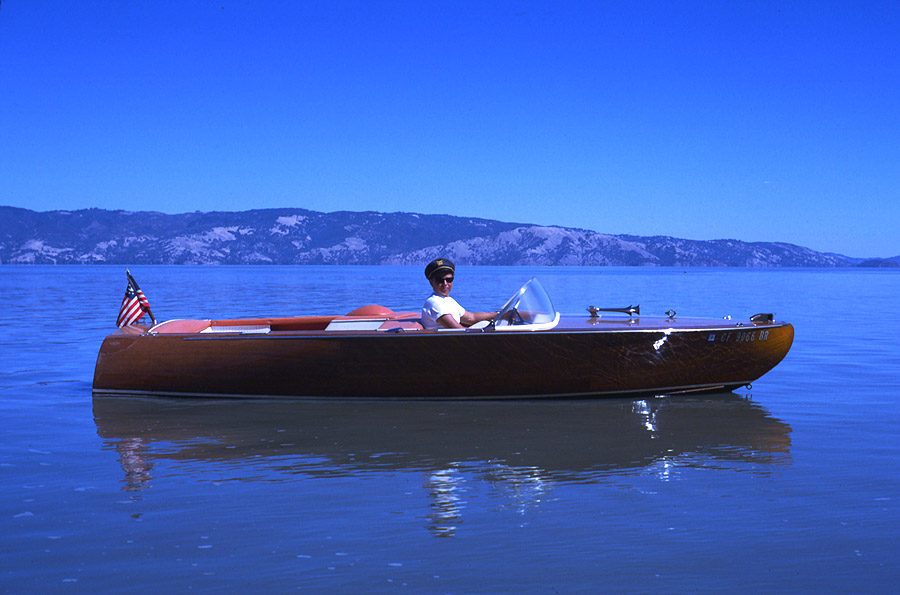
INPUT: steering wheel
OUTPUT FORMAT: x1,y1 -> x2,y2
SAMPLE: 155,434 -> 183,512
493,295 -> 524,327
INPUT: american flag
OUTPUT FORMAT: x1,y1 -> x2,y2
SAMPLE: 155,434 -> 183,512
116,270 -> 155,328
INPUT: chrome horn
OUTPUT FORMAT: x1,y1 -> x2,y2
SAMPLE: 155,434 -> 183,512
587,305 -> 640,317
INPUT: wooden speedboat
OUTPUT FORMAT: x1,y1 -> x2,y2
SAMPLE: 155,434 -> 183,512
92,278 -> 793,399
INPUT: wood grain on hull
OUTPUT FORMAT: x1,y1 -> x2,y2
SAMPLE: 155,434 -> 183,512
93,319 -> 793,399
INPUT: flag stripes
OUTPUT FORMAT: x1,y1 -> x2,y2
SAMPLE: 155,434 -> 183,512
116,270 -> 153,327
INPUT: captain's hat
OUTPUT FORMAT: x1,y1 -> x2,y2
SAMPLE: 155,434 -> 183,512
424,258 -> 455,280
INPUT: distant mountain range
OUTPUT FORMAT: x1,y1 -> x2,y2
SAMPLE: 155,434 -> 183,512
1,206 -> 897,267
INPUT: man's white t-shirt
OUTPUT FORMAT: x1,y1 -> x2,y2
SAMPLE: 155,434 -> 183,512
422,294 -> 466,328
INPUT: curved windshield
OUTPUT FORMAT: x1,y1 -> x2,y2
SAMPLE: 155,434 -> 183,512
494,278 -> 558,328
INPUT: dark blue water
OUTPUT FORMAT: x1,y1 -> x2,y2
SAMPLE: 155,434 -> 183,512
2,266 -> 899,593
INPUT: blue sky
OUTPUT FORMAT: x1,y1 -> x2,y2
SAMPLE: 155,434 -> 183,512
1,1 -> 898,258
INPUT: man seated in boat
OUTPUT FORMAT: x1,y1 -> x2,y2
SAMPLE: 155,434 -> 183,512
422,258 -> 497,329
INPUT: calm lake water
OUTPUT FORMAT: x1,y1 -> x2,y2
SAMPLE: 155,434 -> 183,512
2,265 -> 899,593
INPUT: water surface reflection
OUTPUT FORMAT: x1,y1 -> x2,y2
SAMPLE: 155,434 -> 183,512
94,393 -> 790,536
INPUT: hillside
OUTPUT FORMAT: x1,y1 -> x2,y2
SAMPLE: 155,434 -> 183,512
0,206 -> 863,267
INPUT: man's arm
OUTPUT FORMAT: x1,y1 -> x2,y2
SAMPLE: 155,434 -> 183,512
436,313 -> 465,329
459,311 -> 497,327
437,311 -> 495,328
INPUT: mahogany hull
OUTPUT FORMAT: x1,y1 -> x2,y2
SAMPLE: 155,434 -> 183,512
92,316 -> 794,399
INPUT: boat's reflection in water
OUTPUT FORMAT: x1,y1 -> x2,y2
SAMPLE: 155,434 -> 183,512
93,393 -> 791,537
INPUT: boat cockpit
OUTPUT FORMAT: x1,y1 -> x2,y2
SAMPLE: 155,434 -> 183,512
147,277 -> 560,335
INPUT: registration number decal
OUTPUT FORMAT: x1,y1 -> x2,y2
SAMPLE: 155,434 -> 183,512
709,330 -> 770,343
